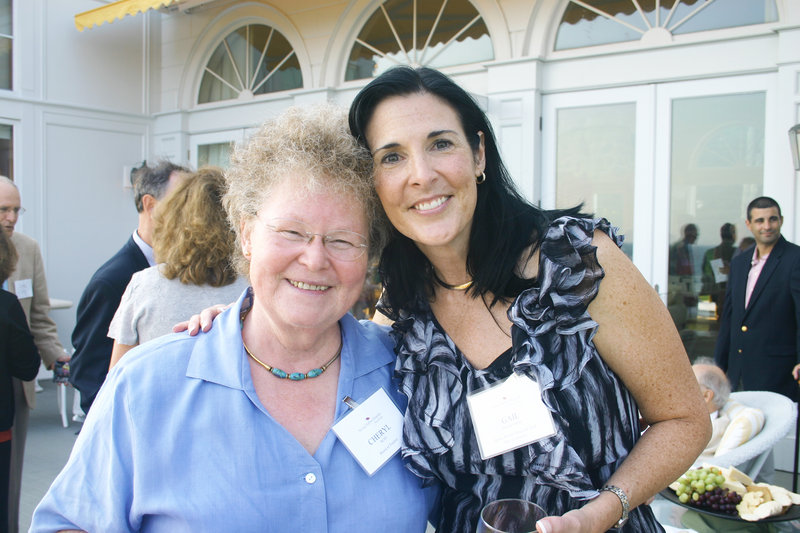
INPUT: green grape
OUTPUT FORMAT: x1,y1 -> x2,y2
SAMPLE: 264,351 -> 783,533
671,467 -> 741,516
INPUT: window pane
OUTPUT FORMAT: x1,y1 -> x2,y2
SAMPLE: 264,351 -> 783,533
0,0 -> 10,36
197,24 -> 302,104
251,29 -> 301,95
555,2 -> 645,50
0,38 -> 9,90
346,0 -> 492,81
198,142 -> 232,168
667,92 -> 764,362
0,124 -> 12,179
555,103 -> 635,258
672,0 -> 777,34
555,0 -> 778,51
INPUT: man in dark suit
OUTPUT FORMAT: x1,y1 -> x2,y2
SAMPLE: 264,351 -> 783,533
70,161 -> 188,413
714,196 -> 800,401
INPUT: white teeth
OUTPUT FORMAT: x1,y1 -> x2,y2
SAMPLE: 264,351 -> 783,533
290,280 -> 330,291
414,196 -> 447,212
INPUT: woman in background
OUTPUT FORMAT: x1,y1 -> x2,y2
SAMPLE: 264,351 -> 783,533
0,229 -> 40,533
107,166 -> 248,368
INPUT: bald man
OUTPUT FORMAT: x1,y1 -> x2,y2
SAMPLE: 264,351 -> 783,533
0,175 -> 68,533
692,358 -> 732,458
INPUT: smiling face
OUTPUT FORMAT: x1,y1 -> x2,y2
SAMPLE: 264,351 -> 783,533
240,178 -> 369,336
365,92 -> 485,258
745,206 -> 783,251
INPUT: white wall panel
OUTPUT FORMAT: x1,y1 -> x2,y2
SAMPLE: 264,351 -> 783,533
44,0 -> 146,113
42,116 -> 146,349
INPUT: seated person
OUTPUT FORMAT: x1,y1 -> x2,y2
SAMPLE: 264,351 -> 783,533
692,357 -> 765,460
693,358 -> 732,458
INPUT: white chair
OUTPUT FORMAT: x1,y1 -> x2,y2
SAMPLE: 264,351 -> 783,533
696,390 -> 794,480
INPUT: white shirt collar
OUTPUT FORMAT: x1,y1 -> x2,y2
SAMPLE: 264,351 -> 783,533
132,230 -> 156,267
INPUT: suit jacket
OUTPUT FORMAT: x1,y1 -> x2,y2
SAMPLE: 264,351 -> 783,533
8,232 -> 65,409
70,236 -> 149,413
714,236 -> 800,400
0,290 -> 41,430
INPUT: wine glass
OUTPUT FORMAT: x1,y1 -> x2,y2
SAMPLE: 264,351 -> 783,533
476,498 -> 547,533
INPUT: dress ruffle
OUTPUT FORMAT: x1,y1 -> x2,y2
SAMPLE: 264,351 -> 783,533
391,217 -> 630,498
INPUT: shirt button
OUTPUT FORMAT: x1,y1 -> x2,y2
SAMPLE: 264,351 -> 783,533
304,473 -> 317,484
741,326 -> 748,332
738,349 -> 743,353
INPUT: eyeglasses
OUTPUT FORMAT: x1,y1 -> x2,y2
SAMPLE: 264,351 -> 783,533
262,218 -> 368,262
0,206 -> 25,216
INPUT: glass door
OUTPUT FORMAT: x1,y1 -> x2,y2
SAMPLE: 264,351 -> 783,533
542,86 -> 656,277
655,76 -> 769,362
542,74 -> 772,362
189,129 -> 247,169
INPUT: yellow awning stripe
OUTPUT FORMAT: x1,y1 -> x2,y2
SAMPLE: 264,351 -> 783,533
75,0 -> 176,32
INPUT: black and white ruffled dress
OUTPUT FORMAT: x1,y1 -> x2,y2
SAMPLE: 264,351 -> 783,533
385,217 -> 664,533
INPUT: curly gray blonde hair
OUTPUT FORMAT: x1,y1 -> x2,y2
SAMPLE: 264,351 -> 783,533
224,103 -> 388,276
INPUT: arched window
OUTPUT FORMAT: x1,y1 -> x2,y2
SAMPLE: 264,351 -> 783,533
198,24 -> 302,104
345,0 -> 493,81
555,0 -> 778,51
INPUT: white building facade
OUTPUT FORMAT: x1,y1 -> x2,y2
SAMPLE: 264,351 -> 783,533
2,0 -> 799,361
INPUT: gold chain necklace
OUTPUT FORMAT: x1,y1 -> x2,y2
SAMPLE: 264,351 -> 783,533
240,308 -> 341,381
432,270 -> 473,291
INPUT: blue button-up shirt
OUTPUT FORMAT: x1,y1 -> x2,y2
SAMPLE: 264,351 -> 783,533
31,290 -> 439,532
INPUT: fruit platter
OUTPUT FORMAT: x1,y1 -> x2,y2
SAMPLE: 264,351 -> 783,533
661,465 -> 800,522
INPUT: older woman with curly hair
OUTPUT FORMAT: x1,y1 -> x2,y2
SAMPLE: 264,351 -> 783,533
31,104 -> 439,533
106,166 -> 248,368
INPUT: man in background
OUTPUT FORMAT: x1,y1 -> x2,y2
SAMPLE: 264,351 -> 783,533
714,196 -> 800,401
692,357 -> 732,458
0,175 -> 68,533
70,161 -> 188,414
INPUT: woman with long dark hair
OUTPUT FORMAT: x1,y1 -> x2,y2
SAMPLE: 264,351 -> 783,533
347,66 -> 709,533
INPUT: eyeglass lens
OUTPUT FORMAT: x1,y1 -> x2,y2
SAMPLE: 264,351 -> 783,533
265,218 -> 367,261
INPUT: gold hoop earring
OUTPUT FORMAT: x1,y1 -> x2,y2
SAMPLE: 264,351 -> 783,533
476,172 -> 486,184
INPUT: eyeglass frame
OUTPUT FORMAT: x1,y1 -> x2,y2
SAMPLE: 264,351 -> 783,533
0,206 -> 25,216
258,217 -> 369,262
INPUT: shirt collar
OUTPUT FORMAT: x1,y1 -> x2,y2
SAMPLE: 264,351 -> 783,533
185,288 -> 395,390
132,229 -> 156,266
751,247 -> 770,267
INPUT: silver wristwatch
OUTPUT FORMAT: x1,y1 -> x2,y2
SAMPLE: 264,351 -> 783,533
600,485 -> 629,528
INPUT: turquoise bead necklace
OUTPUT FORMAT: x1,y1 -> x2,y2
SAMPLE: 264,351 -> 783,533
240,307 -> 341,381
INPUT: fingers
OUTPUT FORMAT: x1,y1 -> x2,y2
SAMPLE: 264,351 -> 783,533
199,306 -> 223,332
174,304 -> 230,336
172,321 -> 190,333
173,315 -> 203,336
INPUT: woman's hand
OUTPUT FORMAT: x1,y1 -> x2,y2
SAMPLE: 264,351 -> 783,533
535,507 -> 597,533
172,304 -> 230,335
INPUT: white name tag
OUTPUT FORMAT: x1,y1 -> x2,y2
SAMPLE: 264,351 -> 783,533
332,388 -> 404,476
466,372 -> 557,460
14,279 -> 33,299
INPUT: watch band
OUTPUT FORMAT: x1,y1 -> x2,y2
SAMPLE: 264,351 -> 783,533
600,485 -> 629,528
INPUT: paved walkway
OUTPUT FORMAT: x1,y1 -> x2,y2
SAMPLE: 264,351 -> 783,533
19,379 -> 80,532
